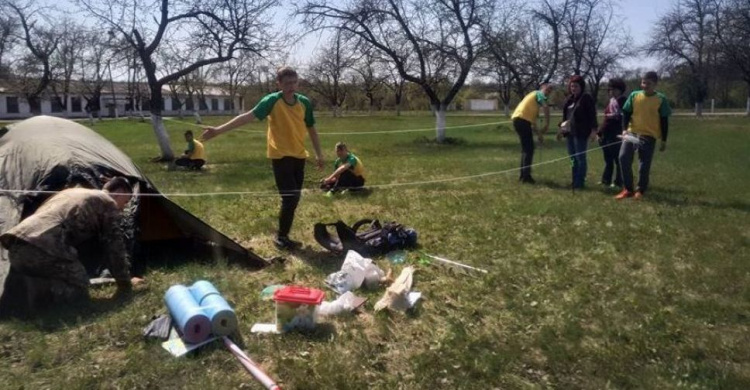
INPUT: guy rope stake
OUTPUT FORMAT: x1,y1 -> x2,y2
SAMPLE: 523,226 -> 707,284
421,252 -> 489,274
223,337 -> 281,390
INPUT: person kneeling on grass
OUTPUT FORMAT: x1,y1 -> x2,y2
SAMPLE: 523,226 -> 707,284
321,142 -> 365,195
174,130 -> 206,170
0,177 -> 144,316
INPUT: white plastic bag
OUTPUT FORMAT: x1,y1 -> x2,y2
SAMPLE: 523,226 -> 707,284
325,250 -> 372,294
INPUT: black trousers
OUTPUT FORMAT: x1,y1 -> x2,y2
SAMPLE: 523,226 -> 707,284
335,171 -> 365,190
175,158 -> 205,170
599,135 -> 622,186
271,157 -> 305,237
513,118 -> 535,179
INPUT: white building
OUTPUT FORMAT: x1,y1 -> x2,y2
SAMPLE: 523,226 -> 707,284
467,99 -> 498,111
0,81 -> 243,120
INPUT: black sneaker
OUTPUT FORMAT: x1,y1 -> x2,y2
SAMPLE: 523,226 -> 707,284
274,236 -> 302,250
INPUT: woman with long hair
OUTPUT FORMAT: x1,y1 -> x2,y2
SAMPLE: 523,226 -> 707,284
558,75 -> 598,189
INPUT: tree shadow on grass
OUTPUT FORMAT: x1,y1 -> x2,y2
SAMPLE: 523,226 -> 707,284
645,191 -> 750,214
399,137 -> 523,152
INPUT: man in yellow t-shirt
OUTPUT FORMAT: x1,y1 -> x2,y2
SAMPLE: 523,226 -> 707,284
615,71 -> 672,200
511,83 -> 554,184
175,130 -> 206,170
321,142 -> 366,194
202,67 -> 324,250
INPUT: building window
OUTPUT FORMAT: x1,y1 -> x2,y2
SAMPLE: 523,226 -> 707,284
185,98 -> 194,111
224,98 -> 233,111
71,97 -> 82,112
211,98 -> 219,111
51,97 -> 64,113
6,96 -> 19,113
199,98 -> 208,110
29,99 -> 41,113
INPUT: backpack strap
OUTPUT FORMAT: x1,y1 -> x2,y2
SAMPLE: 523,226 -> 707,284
313,222 -> 343,252
351,219 -> 377,233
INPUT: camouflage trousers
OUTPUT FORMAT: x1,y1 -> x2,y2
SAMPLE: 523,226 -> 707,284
5,242 -> 89,312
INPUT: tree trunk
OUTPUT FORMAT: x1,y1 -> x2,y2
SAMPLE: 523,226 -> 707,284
88,112 -> 95,125
150,114 -> 174,160
504,103 -> 510,117
194,111 -> 202,124
178,108 -> 184,120
434,104 -> 447,143
695,101 -> 703,117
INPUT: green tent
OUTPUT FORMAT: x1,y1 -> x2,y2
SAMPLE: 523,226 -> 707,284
0,116 -> 266,309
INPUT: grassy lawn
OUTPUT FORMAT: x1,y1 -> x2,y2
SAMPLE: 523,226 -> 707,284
0,114 -> 749,389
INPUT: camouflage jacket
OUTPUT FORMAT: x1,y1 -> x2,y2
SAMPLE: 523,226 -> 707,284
0,188 -> 130,281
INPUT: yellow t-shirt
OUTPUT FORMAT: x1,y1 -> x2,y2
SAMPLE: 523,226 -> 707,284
512,91 -> 548,123
188,139 -> 206,160
622,90 -> 672,139
251,92 -> 316,159
335,152 -> 365,179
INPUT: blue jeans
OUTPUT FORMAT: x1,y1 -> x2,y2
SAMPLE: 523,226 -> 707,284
567,136 -> 589,188
618,134 -> 656,193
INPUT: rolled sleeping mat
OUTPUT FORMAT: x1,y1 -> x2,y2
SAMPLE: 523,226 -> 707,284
189,280 -> 238,336
164,285 -> 212,344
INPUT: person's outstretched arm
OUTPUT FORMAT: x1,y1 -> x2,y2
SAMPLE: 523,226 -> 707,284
202,111 -> 256,141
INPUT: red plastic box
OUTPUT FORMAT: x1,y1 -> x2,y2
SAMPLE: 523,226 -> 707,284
273,286 -> 325,332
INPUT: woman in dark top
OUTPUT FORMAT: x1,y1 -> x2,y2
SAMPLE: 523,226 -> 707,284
597,78 -> 627,187
559,75 -> 598,189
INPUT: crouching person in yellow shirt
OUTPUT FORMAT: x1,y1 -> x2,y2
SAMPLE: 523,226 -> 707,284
174,130 -> 206,170
321,142 -> 365,195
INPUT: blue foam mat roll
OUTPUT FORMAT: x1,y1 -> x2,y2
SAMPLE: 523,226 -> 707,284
189,280 -> 238,336
164,285 -> 212,344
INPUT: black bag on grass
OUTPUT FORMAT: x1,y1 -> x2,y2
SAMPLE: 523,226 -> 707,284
314,219 -> 418,256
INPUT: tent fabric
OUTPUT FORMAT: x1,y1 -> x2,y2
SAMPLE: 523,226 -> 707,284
0,116 -> 267,301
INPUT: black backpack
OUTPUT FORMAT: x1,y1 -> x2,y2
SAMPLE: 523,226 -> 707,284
314,219 -> 418,256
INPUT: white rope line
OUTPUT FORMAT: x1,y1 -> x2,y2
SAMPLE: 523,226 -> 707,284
0,140 -> 622,198
163,116 -> 510,135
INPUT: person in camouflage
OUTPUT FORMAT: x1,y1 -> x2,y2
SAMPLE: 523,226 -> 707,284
0,177 -> 139,314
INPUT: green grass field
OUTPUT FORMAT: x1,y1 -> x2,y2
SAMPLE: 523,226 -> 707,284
1,114 -> 749,389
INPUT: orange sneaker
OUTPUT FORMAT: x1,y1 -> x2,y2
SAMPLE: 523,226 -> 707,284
615,189 -> 633,200
634,191 -> 643,200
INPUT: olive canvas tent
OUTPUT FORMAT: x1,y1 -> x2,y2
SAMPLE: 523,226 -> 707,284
0,116 -> 267,304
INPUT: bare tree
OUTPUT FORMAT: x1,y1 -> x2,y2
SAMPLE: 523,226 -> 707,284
80,0 -> 279,161
482,0 -> 525,116
383,60 -> 407,116
6,0 -> 60,115
78,30 -> 110,123
297,0 -> 494,142
180,68 -> 205,123
49,21 -> 87,115
0,14 -> 18,77
646,0 -> 717,116
714,0 -> 750,115
580,1 -> 632,101
532,0 -> 570,83
214,52 -> 258,116
351,45 -> 387,115
305,30 -> 356,117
